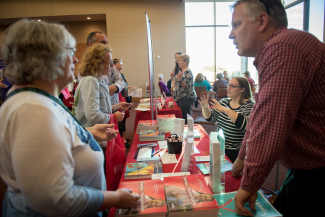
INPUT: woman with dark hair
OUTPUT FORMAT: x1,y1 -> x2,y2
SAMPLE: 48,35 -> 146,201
168,52 -> 182,95
199,77 -> 254,163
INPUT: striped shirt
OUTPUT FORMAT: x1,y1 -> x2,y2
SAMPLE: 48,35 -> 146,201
238,27 -> 325,193
206,99 -> 254,150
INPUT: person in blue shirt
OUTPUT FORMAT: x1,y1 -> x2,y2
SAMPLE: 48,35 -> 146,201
194,73 -> 212,91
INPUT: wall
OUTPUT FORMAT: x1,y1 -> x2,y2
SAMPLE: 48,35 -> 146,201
0,0 -> 186,96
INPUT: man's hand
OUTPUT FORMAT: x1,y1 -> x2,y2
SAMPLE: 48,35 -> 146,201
115,188 -> 141,209
87,124 -> 118,141
235,188 -> 257,216
232,157 -> 244,178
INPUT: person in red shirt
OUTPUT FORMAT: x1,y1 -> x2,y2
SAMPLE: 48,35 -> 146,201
229,0 -> 325,216
242,71 -> 254,88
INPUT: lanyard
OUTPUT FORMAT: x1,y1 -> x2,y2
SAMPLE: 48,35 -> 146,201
5,87 -> 88,132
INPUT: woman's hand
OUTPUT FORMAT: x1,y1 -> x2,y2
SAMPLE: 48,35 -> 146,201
118,102 -> 132,111
87,124 -> 118,141
115,111 -> 124,122
115,188 -> 141,209
198,95 -> 210,108
170,70 -> 175,78
176,71 -> 183,82
232,157 -> 244,178
210,98 -> 227,113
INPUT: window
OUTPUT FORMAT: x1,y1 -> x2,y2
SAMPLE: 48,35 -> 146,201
286,2 -> 304,30
186,1 -> 244,83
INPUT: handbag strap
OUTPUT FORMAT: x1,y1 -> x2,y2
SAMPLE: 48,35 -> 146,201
5,87 -> 88,132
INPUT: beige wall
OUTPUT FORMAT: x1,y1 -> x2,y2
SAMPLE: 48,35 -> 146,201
0,0 -> 186,96
66,21 -> 107,43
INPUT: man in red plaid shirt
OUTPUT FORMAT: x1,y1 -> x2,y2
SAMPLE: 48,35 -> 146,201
229,0 -> 325,216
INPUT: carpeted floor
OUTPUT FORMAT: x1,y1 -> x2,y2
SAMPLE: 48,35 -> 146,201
0,100 -> 287,215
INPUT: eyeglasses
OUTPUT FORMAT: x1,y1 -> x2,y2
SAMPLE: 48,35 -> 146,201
66,48 -> 76,56
258,0 -> 270,15
229,85 -> 240,89
103,61 -> 111,66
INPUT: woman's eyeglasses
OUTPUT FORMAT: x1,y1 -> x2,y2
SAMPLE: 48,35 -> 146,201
66,48 -> 76,56
229,85 -> 240,89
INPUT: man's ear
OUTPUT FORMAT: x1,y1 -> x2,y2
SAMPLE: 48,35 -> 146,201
258,12 -> 269,32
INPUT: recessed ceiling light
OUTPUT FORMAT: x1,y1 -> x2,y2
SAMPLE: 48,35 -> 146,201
87,17 -> 91,20
38,19 -> 41,22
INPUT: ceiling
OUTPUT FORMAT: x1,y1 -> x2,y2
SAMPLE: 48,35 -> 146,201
0,14 -> 106,26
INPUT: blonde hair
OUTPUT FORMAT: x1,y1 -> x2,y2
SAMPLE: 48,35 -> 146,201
178,54 -> 190,66
78,44 -> 113,77
195,73 -> 204,83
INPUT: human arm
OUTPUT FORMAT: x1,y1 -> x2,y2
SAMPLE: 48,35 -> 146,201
198,94 -> 212,119
176,71 -> 186,89
176,70 -> 194,90
86,124 -> 118,141
80,77 -> 110,125
0,81 -> 8,88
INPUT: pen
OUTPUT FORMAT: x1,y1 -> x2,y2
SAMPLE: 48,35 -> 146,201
151,149 -> 161,156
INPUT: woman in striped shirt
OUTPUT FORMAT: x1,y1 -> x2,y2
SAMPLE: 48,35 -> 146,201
199,77 -> 254,163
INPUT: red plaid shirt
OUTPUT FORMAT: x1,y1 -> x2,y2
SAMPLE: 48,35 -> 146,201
238,27 -> 325,193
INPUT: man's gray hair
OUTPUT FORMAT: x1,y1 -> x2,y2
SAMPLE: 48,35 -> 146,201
232,0 -> 287,28
87,31 -> 105,47
217,73 -> 224,80
1,19 -> 76,85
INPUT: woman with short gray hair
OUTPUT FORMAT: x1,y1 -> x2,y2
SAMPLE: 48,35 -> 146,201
0,19 -> 139,217
173,54 -> 196,123
213,72 -> 229,92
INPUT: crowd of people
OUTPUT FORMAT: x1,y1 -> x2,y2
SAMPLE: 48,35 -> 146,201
0,0 -> 324,216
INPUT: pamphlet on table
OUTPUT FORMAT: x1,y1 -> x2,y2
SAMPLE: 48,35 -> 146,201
213,191 -> 282,217
139,130 -> 165,141
124,162 -> 163,179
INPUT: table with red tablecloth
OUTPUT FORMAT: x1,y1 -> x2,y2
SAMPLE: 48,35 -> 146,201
134,97 -> 183,131
108,124 -> 241,217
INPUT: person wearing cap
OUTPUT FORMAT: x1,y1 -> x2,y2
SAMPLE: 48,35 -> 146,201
243,71 -> 255,88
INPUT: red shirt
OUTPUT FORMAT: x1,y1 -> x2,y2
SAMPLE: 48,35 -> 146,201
247,77 -> 255,88
238,27 -> 325,193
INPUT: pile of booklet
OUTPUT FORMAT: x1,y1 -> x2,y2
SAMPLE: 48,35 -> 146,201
124,161 -> 163,179
157,114 -> 176,133
136,120 -> 159,134
139,130 -> 165,141
164,174 -> 219,216
115,180 -> 168,217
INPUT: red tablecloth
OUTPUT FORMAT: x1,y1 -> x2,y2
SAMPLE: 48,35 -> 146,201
108,124 -> 241,217
134,97 -> 183,131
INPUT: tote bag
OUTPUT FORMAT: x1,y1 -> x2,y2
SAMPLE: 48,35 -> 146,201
105,113 -> 126,191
